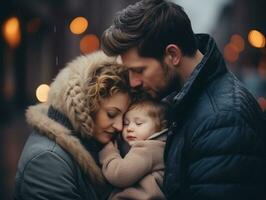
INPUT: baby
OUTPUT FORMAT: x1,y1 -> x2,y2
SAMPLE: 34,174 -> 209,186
99,98 -> 168,200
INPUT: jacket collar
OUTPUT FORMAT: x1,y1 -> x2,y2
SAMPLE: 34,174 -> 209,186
48,106 -> 74,130
148,128 -> 168,141
48,106 -> 103,164
26,103 -> 106,187
163,34 -> 228,121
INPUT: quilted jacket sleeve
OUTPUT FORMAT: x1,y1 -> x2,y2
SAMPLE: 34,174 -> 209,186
14,151 -> 83,200
187,111 -> 266,198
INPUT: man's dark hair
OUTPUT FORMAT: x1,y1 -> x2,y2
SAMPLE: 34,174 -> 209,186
101,0 -> 197,60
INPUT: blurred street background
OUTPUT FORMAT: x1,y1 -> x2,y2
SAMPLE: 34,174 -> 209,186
0,0 -> 265,199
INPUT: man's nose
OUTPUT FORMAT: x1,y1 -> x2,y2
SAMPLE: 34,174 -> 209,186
129,73 -> 142,88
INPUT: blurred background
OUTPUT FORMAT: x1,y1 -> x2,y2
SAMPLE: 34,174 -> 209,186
0,0 -> 265,199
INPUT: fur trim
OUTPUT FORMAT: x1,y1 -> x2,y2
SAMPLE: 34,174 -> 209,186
26,103 -> 106,186
47,51 -> 117,138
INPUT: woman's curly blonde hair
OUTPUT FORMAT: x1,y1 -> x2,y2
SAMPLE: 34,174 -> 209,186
87,63 -> 130,115
48,51 -> 130,138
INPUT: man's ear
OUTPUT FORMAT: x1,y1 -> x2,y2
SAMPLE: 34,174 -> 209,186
164,44 -> 182,67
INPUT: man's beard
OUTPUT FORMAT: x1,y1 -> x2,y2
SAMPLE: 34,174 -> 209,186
156,61 -> 183,100
130,61 -> 183,101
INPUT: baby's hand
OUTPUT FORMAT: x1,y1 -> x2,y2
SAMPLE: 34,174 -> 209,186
99,140 -> 120,165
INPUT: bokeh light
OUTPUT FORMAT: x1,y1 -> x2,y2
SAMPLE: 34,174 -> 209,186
69,17 -> 88,35
2,16 -> 21,48
79,34 -> 100,54
230,34 -> 245,52
36,84 -> 50,102
258,97 -> 266,111
223,43 -> 239,63
258,57 -> 266,78
248,30 -> 265,48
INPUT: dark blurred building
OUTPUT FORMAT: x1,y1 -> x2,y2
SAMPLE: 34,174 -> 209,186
212,0 -> 266,106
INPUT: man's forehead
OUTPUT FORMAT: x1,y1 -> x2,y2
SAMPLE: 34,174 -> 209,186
121,50 -> 150,70
121,48 -> 140,63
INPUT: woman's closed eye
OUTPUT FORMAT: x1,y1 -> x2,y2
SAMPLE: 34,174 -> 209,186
107,111 -> 118,118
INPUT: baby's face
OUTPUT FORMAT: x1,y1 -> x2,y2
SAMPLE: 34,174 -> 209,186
122,108 -> 156,145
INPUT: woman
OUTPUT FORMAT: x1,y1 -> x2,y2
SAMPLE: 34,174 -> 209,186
14,51 -> 131,200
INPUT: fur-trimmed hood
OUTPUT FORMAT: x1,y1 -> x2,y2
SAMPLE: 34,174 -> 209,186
26,103 -> 106,186
47,51 -> 117,138
25,51 -> 120,186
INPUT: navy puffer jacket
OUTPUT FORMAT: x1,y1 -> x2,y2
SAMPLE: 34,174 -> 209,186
163,34 -> 266,200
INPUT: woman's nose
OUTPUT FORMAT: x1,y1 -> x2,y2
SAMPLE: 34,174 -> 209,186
113,118 -> 123,131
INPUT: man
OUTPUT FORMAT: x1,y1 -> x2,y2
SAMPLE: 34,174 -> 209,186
101,0 -> 266,199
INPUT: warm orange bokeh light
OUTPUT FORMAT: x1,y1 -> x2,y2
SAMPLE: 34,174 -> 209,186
69,17 -> 88,35
258,97 -> 266,111
223,43 -> 239,63
230,34 -> 245,52
2,17 -> 21,48
258,58 -> 266,78
36,84 -> 50,102
248,30 -> 265,48
80,34 -> 100,54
